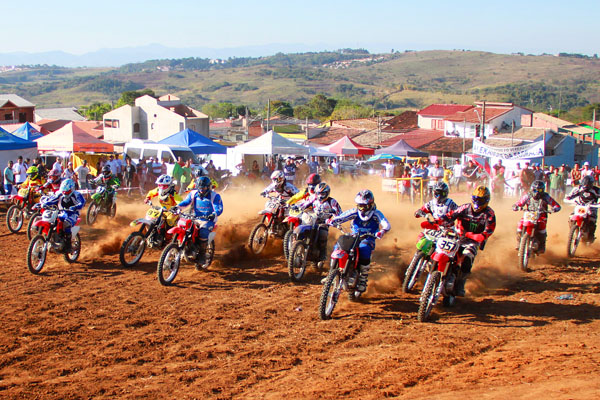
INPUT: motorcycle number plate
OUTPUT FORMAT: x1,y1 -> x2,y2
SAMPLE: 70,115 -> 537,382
575,206 -> 588,215
146,209 -> 161,219
436,238 -> 458,256
42,210 -> 54,219
523,211 -> 537,222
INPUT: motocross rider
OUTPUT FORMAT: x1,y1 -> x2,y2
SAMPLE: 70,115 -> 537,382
327,189 -> 391,294
437,186 -> 496,297
565,175 -> 600,241
175,176 -> 224,266
144,174 -> 183,228
414,182 -> 458,223
295,182 -> 342,263
260,170 -> 299,200
18,166 -> 44,202
92,165 -> 120,206
187,168 -> 218,192
41,169 -> 63,194
512,180 -> 561,252
287,173 -> 321,207
40,179 -> 85,252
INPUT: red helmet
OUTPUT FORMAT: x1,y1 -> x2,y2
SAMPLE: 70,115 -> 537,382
306,173 -> 321,193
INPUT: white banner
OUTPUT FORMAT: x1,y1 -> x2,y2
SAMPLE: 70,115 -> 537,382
472,140 -> 544,160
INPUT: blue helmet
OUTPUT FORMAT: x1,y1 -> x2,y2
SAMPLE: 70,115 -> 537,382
60,179 -> 75,196
196,176 -> 211,196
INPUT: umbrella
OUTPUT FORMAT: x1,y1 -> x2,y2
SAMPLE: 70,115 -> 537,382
366,154 -> 403,162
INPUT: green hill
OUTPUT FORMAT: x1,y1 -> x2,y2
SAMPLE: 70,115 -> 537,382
1,50 -> 599,115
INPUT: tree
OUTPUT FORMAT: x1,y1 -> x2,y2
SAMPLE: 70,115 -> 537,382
202,102 -> 246,119
308,94 -> 337,119
263,100 -> 294,117
79,102 -> 113,121
330,104 -> 373,120
115,89 -> 156,108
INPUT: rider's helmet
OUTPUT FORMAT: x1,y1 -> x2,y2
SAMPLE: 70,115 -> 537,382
196,176 -> 212,197
26,166 -> 39,181
530,180 -> 545,200
306,173 -> 321,194
48,168 -> 61,184
60,179 -> 75,198
582,175 -> 594,189
315,182 -> 331,201
101,165 -> 112,182
433,182 -> 449,203
270,170 -> 285,187
354,189 -> 375,221
471,185 -> 490,213
155,174 -> 175,201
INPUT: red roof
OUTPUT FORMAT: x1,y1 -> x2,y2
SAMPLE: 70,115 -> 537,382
417,104 -> 472,117
308,127 -> 364,146
379,129 -> 444,149
37,119 -> 71,132
322,135 -> 374,155
382,111 -> 418,131
445,107 -> 512,123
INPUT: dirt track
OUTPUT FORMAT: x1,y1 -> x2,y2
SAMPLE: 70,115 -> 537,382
1,184 -> 599,399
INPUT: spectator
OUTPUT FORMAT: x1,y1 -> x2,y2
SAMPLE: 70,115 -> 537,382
106,154 -> 119,177
74,160 -> 90,190
137,157 -> 148,194
34,157 -> 47,179
557,165 -> 568,200
451,159 -> 463,191
13,156 -> 27,185
383,159 -> 395,178
581,161 -> 595,179
152,158 -> 162,177
206,160 -> 216,175
520,162 -> 534,194
63,162 -> 75,180
283,158 -> 297,183
123,157 -> 137,195
160,160 -> 168,176
400,166 -> 411,202
570,163 -> 582,190
549,167 -> 561,199
179,159 -> 192,194
24,158 -> 31,169
4,160 -> 15,195
251,160 -> 260,177
331,158 -> 339,175
52,157 -> 63,173
533,164 -> 545,181
492,159 -> 506,198
308,157 -> 319,175
512,162 -> 523,196
172,157 -> 184,191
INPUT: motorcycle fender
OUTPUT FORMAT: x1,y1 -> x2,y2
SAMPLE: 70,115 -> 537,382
34,220 -> 52,235
293,224 -> 311,239
525,224 -> 535,236
264,214 -> 272,225
416,237 -> 433,254
71,226 -> 81,237
91,193 -> 101,201
331,250 -> 348,270
432,253 -> 450,274
570,215 -> 584,227
13,195 -> 24,204
208,231 -> 216,243
131,218 -> 153,227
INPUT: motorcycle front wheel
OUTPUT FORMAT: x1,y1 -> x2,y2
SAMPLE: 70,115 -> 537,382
27,234 -> 48,274
288,240 -> 308,282
567,224 -> 580,258
86,203 -> 100,225
283,229 -> 294,259
402,251 -> 426,293
157,243 -> 181,286
26,211 -> 41,240
64,233 -> 81,263
417,270 -> 442,322
518,233 -> 532,272
6,205 -> 24,233
319,262 -> 341,320
119,231 -> 146,267
248,223 -> 268,254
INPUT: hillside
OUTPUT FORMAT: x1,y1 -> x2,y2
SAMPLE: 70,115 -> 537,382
1,50 -> 599,114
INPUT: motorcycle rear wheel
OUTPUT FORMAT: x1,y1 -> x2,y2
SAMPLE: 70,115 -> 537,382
518,233 -> 532,272
26,211 -> 41,240
319,262 -> 341,320
86,203 -> 100,225
119,231 -> 146,267
248,223 -> 268,254
64,233 -> 81,263
27,234 -> 47,274
288,240 -> 308,282
157,243 -> 181,286
402,251 -> 426,293
418,270 -> 442,322
567,224 -> 580,258
6,205 -> 24,233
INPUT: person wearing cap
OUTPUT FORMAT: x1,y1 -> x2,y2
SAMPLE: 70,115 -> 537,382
582,162 -> 595,179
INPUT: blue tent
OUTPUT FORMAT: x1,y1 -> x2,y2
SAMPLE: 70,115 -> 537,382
11,122 -> 43,141
0,130 -> 38,173
158,128 -> 227,154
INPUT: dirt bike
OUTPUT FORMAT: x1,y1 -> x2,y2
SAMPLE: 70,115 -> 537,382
515,206 -> 554,272
567,203 -> 600,257
26,202 -> 82,274
403,224 -> 444,293
6,186 -> 42,233
282,206 -> 303,259
319,226 -> 377,320
119,205 -> 177,267
417,221 -> 465,322
287,211 -> 330,282
156,211 -> 216,286
247,193 -> 289,255
86,185 -> 117,225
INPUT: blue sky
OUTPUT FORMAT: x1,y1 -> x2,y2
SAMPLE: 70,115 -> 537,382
4,0 -> 599,55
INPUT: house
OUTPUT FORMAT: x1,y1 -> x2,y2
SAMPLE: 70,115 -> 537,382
35,107 -> 85,122
444,102 -> 533,139
0,94 -> 35,125
417,104 -> 472,131
102,94 -> 209,143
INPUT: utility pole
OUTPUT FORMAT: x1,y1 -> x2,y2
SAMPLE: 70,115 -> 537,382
462,118 -> 466,155
377,115 -> 381,144
266,98 -> 270,133
305,117 -> 309,141
593,109 -> 597,147
481,100 -> 486,143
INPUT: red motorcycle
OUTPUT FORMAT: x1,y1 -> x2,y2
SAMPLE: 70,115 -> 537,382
567,203 -> 600,257
514,205 -> 554,271
6,186 -> 42,233
247,193 -> 289,255
156,211 -> 216,286
282,206 -> 303,259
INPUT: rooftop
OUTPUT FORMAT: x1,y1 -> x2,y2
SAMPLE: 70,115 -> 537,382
417,104 -> 472,117
445,106 -> 513,123
0,93 -> 35,108
35,107 -> 85,121
420,137 -> 473,154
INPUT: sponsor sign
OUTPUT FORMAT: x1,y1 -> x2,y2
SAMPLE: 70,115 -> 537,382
472,140 -> 544,160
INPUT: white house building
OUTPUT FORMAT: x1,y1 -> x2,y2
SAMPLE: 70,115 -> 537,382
444,102 -> 533,139
417,104 -> 473,130
103,94 -> 209,143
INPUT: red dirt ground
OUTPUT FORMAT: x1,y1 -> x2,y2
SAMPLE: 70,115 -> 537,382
1,184 -> 599,399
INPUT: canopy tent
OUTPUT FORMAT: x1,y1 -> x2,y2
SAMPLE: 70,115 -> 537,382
0,130 -> 38,176
11,122 -> 44,141
234,130 -> 309,155
375,139 -> 429,157
366,153 -> 404,162
320,136 -> 374,155
35,122 -> 114,153
0,125 -> 9,134
308,145 -> 336,157
158,128 -> 227,155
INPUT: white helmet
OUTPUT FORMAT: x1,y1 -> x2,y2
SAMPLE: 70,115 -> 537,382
354,189 -> 375,221
155,174 -> 174,199
270,170 -> 285,185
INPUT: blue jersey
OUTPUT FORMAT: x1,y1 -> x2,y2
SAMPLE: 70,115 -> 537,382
42,191 -> 86,214
330,208 -> 391,235
178,190 -> 223,219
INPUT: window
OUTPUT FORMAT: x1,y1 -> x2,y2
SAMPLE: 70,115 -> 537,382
18,113 -> 26,123
113,119 -> 120,128
142,149 -> 158,160
190,124 -> 196,131
236,134 -> 244,141
4,113 -> 12,120
150,123 -> 155,130
133,123 -> 140,133
161,152 -> 175,164
126,147 -> 141,160
179,122 -> 184,131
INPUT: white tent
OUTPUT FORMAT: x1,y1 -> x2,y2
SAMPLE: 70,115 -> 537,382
234,130 -> 309,155
308,145 -> 336,157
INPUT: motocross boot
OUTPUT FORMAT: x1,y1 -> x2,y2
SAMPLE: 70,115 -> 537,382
62,230 -> 72,253
589,222 -> 597,243
356,263 -> 370,293
195,240 -> 208,270
455,273 -> 469,297
515,230 -> 522,250
538,232 -> 547,254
